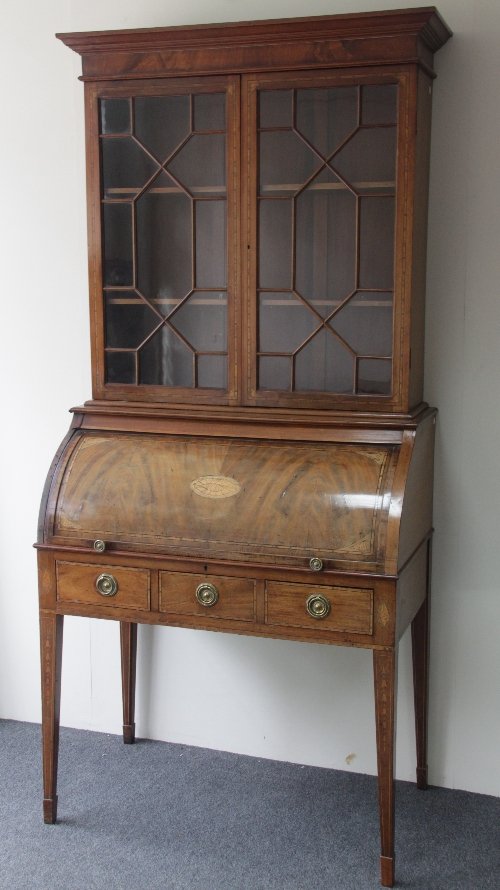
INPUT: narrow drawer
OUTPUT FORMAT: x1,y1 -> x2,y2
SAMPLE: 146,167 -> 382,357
56,561 -> 150,611
159,572 -> 256,622
266,581 -> 373,635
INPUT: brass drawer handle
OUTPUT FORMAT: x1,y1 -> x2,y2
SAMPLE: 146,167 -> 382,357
309,556 -> 323,572
95,573 -> 118,597
93,540 -> 106,553
195,582 -> 219,607
306,593 -> 331,620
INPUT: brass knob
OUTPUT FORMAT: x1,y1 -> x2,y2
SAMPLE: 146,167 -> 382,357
309,556 -> 323,572
306,593 -> 331,619
195,582 -> 219,607
95,573 -> 118,597
93,540 -> 106,553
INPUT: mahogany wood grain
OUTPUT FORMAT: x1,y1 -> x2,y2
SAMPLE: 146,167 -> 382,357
76,398 -> 432,428
373,647 -> 398,887
40,546 -> 389,585
411,538 -> 432,790
408,68 -> 434,409
56,561 -> 150,611
384,409 -> 435,575
266,581 -> 373,635
39,10 -> 451,886
49,432 -> 399,571
40,612 -> 64,824
57,9 -> 451,82
159,571 -> 256,621
77,410 -> 407,442
120,622 -> 137,744
395,411 -> 435,570
395,539 -> 428,641
49,586 -> 392,651
38,550 -> 57,611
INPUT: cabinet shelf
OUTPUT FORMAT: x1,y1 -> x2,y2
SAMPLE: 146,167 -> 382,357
260,298 -> 392,308
105,185 -> 227,196
107,296 -> 227,306
104,181 -> 393,197
260,181 -> 395,193
105,296 -> 391,308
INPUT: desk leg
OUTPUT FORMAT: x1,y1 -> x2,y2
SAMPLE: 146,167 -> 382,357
373,647 -> 397,888
40,612 -> 64,824
411,545 -> 430,789
120,622 -> 137,744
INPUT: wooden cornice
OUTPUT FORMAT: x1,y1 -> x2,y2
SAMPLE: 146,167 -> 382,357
57,7 -> 452,80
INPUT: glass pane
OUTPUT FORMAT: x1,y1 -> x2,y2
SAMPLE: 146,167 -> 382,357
102,203 -> 133,286
259,356 -> 291,390
145,170 -> 182,195
101,137 -> 158,199
329,299 -> 393,357
168,134 -> 226,196
357,358 -> 392,395
195,201 -> 226,288
105,351 -> 136,384
193,93 -> 225,131
359,197 -> 395,290
295,178 -> 356,312
105,294 -> 160,349
171,292 -> 227,352
259,131 -> 319,196
259,90 -> 293,128
296,87 -> 358,157
139,326 -> 193,387
259,293 -> 317,353
136,187 -> 192,306
258,200 -> 292,288
361,85 -> 397,125
134,95 -> 190,161
100,98 -> 131,135
332,127 -> 396,188
197,355 -> 227,389
295,329 -> 354,393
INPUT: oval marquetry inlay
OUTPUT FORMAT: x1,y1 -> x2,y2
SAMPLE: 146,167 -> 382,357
190,475 -> 241,499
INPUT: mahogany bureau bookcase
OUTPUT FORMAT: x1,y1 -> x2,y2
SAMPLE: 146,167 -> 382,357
37,8 -> 451,887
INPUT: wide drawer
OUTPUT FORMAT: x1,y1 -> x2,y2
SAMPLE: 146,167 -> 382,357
56,561 -> 150,610
266,581 -> 373,635
159,572 -> 256,622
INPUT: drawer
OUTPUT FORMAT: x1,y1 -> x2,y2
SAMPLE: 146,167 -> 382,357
56,561 -> 150,611
266,581 -> 373,635
159,572 -> 256,622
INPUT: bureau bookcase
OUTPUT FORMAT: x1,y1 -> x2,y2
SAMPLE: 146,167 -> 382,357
37,8 -> 451,886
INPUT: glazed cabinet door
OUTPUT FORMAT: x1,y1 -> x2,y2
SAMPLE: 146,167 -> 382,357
86,76 -> 240,403
242,68 -> 415,412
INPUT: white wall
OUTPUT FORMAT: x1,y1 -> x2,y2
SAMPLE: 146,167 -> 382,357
1,0 -> 499,797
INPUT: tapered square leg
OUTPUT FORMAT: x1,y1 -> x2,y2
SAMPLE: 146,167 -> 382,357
411,541 -> 431,790
120,622 -> 137,744
40,612 -> 64,824
373,647 -> 397,888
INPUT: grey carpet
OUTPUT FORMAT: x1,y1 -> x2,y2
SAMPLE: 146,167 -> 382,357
0,719 -> 498,889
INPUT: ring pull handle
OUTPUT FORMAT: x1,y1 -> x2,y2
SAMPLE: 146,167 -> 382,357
195,582 -> 219,607
95,573 -> 118,597
306,593 -> 331,620
309,557 -> 323,572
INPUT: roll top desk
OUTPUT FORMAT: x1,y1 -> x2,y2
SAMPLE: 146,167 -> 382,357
37,8 -> 451,886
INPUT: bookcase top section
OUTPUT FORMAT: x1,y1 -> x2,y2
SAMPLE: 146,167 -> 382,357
57,7 -> 452,81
